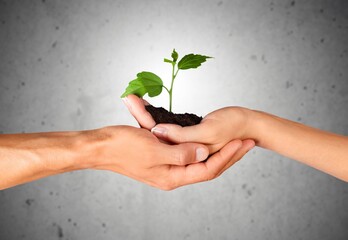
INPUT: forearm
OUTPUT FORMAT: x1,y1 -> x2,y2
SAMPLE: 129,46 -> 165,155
249,110 -> 348,181
0,131 -> 92,190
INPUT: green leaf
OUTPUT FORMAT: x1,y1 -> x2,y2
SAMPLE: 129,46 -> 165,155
178,54 -> 212,70
164,58 -> 174,64
120,72 -> 163,98
171,49 -> 178,62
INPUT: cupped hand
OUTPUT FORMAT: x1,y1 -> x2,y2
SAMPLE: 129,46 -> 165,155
87,126 -> 251,190
122,94 -> 255,154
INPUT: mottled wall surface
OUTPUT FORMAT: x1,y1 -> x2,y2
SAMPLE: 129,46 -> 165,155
0,0 -> 348,239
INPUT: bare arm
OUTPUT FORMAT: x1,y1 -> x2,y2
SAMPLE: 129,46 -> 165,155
0,131 -> 83,189
0,126 -> 254,190
153,108 -> 348,182
250,110 -> 348,181
123,95 -> 348,182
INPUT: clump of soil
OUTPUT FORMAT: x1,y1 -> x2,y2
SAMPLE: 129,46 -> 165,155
145,105 -> 202,127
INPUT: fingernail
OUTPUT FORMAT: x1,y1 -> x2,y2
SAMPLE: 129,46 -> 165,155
151,127 -> 168,137
122,97 -> 132,110
196,148 -> 207,162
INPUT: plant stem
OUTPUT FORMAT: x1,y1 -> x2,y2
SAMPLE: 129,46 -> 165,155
163,85 -> 170,94
168,64 -> 179,112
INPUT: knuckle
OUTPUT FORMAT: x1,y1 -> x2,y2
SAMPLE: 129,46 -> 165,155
159,185 -> 174,191
173,150 -> 187,165
205,172 -> 217,182
156,176 -> 179,191
158,182 -> 176,191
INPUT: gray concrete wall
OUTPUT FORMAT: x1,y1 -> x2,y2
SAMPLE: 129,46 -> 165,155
0,0 -> 348,239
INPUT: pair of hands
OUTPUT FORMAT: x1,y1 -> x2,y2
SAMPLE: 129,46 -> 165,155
2,93 -> 346,190
95,94 -> 254,190
0,94 -> 253,190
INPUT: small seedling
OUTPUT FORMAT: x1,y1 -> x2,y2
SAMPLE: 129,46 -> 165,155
121,49 -> 212,112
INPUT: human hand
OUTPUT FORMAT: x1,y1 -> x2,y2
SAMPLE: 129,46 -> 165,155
122,96 -> 348,183
122,94 -> 255,154
84,125 -> 250,190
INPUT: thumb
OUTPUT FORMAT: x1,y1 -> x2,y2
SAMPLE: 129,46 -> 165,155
122,94 -> 156,130
151,122 -> 212,144
161,142 -> 209,166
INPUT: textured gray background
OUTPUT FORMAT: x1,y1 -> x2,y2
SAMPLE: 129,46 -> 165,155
0,0 -> 348,239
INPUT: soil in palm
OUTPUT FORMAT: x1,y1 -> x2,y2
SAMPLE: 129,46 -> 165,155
145,105 -> 202,127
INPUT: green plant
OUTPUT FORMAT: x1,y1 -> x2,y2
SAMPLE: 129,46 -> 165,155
121,49 -> 212,112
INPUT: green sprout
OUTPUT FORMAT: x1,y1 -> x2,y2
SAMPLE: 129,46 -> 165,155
121,49 -> 212,112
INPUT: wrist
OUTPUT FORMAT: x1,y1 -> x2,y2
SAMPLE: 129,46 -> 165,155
36,131 -> 90,173
229,107 -> 258,141
249,110 -> 282,148
70,129 -> 105,171
246,109 -> 274,146
73,126 -> 124,171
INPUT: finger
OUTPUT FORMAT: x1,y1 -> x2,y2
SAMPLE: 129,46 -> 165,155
122,94 -> 156,129
151,119 -> 215,144
217,139 -> 255,176
159,142 -> 209,166
168,140 -> 243,187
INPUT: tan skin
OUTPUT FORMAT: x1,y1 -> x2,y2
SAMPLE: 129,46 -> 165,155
124,94 -> 348,182
0,125 -> 255,190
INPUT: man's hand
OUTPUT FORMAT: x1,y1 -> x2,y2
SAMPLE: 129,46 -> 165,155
0,125 -> 252,190
86,126 -> 250,190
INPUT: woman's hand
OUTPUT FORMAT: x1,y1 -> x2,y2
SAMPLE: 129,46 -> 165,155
123,94 -> 348,182
151,107 -> 252,154
123,94 -> 255,154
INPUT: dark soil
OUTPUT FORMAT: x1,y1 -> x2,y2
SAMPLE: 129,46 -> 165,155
145,105 -> 202,127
